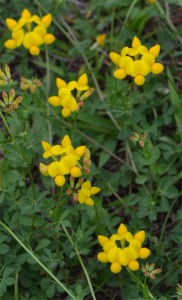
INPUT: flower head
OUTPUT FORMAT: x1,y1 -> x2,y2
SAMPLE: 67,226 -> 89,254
109,36 -> 164,85
48,73 -> 94,117
97,223 -> 151,274
4,9 -> 55,55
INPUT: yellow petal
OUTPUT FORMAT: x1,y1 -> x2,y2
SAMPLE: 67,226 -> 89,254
97,252 -> 108,263
55,175 -> 65,186
51,145 -> 62,155
6,18 -> 18,30
39,163 -> 48,176
128,260 -> 139,271
91,186 -> 101,195
130,239 -> 141,250
75,146 -> 86,157
109,52 -> 120,65
134,75 -> 145,86
117,223 -> 128,236
61,135 -> 71,148
48,96 -> 61,106
107,247 -> 121,263
22,9 -> 32,19
119,249 -> 129,266
134,230 -> 145,243
56,77 -> 67,89
34,25 -> 46,37
103,241 -> 116,253
42,141 -> 51,152
110,262 -> 122,273
44,34 -> 55,44
151,63 -> 164,74
29,45 -> 40,56
70,166 -> 81,177
98,235 -> 109,246
48,161 -> 61,177
114,69 -> 127,80
12,29 -> 24,46
149,44 -> 160,57
62,107 -> 71,117
78,73 -> 88,86
141,53 -> 155,67
85,198 -> 94,206
121,46 -> 129,56
139,247 -> 151,259
132,36 -> 141,49
4,39 -> 17,49
41,14 -> 52,27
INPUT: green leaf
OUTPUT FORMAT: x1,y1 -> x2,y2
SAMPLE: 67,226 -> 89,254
135,175 -> 148,184
46,283 -> 55,298
4,277 -> 14,286
0,244 -> 10,254
3,267 -> 14,278
35,239 -> 51,252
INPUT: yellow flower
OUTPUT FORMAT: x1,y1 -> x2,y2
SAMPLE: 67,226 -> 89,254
97,224 -> 151,274
78,180 -> 101,206
48,74 -> 93,117
109,36 -> 164,85
96,33 -> 107,46
4,9 -> 55,55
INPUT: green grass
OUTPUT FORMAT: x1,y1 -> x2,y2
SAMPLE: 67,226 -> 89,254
0,0 -> 182,299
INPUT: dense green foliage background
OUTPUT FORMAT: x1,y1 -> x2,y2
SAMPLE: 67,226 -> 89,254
0,0 -> 182,299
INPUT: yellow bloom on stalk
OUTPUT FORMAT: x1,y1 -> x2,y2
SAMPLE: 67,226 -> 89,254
77,180 -> 101,206
48,73 -> 94,118
148,0 -> 156,3
97,223 -> 151,274
40,135 -> 94,193
96,33 -> 107,46
4,8 -> 55,55
109,36 -> 164,85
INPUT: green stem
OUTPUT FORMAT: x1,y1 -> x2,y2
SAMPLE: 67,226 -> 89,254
14,272 -> 19,300
124,0 -> 139,26
107,183 -> 127,208
157,197 -> 177,257
0,220 -> 77,300
62,225 -> 96,300
53,187 -> 64,260
127,268 -> 154,299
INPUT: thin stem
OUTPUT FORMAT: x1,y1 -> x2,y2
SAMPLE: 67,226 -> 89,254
157,197 -> 177,256
123,0 -> 139,26
14,272 -> 19,300
62,225 -> 96,300
126,268 -> 154,299
53,187 -> 64,260
107,183 -> 127,208
0,220 -> 77,300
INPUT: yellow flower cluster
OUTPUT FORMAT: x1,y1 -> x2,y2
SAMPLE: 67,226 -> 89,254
48,73 -> 94,117
4,8 -> 55,56
97,223 -> 150,274
39,135 -> 101,206
109,36 -> 164,86
73,180 -> 101,206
